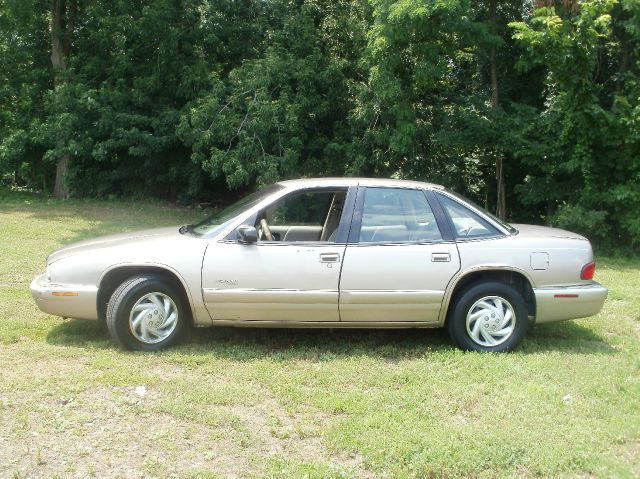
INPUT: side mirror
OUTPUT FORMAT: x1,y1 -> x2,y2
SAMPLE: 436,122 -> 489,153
237,225 -> 258,244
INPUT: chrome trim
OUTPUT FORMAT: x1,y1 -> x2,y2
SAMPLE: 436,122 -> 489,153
340,289 -> 443,304
449,234 -> 507,243
209,319 -> 442,328
319,252 -> 341,263
203,288 -> 337,304
431,252 -> 451,262
345,240 -> 458,247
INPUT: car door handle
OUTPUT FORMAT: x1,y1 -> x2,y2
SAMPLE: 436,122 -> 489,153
319,252 -> 341,263
431,252 -> 451,262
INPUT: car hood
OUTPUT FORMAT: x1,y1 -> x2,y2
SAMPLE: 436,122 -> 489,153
511,224 -> 587,241
47,226 -> 182,264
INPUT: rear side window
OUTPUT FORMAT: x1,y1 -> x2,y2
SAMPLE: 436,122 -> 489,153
437,194 -> 499,238
358,188 -> 442,242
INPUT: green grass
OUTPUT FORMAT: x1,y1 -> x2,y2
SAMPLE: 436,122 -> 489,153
0,188 -> 638,478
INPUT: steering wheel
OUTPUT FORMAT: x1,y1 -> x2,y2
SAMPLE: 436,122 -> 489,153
260,218 -> 274,241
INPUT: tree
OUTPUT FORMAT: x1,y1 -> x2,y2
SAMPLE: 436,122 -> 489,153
0,0 -> 637,250
511,0 -> 640,246
0,0 -> 50,189
180,0 -> 370,189
488,0 -> 507,219
50,0 -> 76,198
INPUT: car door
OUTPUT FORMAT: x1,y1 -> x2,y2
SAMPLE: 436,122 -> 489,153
339,186 -> 461,323
201,187 -> 355,322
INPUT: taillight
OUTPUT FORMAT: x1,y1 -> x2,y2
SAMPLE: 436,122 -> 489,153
581,261 -> 596,280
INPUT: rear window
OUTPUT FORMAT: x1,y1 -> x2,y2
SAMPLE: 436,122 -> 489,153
437,194 -> 500,238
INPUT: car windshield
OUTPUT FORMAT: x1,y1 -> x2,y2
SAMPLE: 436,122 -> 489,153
446,190 -> 518,234
189,184 -> 284,237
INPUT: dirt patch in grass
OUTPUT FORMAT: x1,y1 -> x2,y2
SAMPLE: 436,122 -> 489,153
2,385 -> 243,478
227,392 -> 373,478
0,364 -> 374,478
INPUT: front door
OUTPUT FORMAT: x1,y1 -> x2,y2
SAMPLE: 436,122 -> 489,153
339,186 -> 461,323
201,187 -> 352,322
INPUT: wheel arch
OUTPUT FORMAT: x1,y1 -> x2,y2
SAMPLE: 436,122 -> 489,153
97,264 -> 195,324
440,266 -> 536,326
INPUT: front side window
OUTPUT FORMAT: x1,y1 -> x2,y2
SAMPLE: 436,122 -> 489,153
191,184 -> 284,237
358,188 -> 442,243
257,189 -> 347,242
266,191 -> 334,226
437,194 -> 500,238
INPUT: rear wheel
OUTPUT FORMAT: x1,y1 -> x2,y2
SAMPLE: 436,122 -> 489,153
447,281 -> 528,352
106,275 -> 186,351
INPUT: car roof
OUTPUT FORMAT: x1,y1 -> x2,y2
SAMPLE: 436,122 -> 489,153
277,177 -> 444,190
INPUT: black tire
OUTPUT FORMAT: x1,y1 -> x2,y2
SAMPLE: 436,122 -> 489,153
447,281 -> 528,352
106,275 -> 186,351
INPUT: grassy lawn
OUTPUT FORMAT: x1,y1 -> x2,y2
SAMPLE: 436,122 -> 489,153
0,189 -> 638,479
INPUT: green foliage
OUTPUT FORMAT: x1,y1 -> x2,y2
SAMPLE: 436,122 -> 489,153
0,0 -> 50,189
350,0 -> 546,216
180,0 -> 369,189
52,0 -> 214,198
552,204 -> 610,243
0,0 -> 638,248
511,0 -> 640,247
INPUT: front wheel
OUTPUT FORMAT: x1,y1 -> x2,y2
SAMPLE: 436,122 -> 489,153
447,282 -> 528,352
106,275 -> 186,351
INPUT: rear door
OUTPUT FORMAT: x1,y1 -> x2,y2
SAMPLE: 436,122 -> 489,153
339,186 -> 460,323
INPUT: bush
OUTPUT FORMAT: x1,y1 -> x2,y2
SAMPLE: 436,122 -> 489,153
552,204 -> 609,245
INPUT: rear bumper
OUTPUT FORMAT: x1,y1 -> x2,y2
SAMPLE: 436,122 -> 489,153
30,274 -> 98,320
534,282 -> 608,324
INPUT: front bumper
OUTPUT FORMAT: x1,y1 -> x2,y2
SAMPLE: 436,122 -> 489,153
30,274 -> 99,320
534,282 -> 608,324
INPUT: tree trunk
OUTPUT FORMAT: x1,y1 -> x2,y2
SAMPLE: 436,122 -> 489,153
495,154 -> 506,220
533,0 -> 579,15
50,0 -> 76,199
616,34 -> 630,95
546,199 -> 554,226
50,0 -> 66,69
490,45 -> 499,109
489,0 -> 506,220
53,154 -> 70,199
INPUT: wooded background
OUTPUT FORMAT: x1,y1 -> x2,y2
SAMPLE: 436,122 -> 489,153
0,0 -> 638,248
